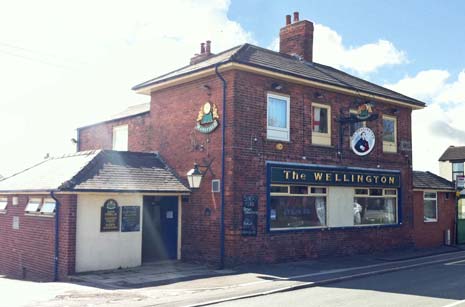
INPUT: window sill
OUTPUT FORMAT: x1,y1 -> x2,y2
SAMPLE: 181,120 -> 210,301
0,211 -> 6,214
309,144 -> 334,149
25,213 -> 55,218
424,219 -> 438,223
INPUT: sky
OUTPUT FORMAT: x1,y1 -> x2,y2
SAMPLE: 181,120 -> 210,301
0,0 -> 464,177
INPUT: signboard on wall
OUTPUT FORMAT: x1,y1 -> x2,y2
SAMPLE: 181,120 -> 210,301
121,206 -> 141,232
100,199 -> 120,232
242,195 -> 258,236
270,165 -> 400,188
457,176 -> 465,190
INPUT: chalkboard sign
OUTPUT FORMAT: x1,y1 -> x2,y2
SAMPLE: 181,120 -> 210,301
121,206 -> 141,232
101,199 -> 120,232
242,195 -> 258,236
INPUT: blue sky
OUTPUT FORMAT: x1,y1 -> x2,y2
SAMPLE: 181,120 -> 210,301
0,0 -> 464,176
230,0 -> 465,83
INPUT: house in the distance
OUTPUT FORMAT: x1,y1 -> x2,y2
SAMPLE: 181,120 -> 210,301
439,145 -> 465,182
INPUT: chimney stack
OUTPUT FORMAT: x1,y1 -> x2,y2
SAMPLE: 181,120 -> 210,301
279,11 -> 314,62
190,40 -> 215,65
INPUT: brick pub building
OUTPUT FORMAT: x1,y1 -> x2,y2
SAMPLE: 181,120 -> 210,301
0,12 -> 457,281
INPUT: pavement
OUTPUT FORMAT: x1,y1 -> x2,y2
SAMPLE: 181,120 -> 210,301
59,245 -> 465,307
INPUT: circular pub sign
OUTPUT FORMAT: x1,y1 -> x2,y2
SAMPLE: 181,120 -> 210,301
351,127 -> 375,156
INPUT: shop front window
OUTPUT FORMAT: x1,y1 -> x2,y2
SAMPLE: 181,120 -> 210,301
353,188 -> 397,225
270,185 -> 327,230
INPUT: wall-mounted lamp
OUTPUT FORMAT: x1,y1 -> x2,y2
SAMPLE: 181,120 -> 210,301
271,82 -> 283,90
313,92 -> 324,99
187,163 -> 203,189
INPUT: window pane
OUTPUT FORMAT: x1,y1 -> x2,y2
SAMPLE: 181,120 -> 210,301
312,107 -> 328,133
370,189 -> 383,196
311,187 -> 327,194
453,163 -> 464,172
383,118 -> 395,142
424,192 -> 437,199
268,97 -> 287,128
25,201 -> 40,212
290,186 -> 308,194
424,200 -> 437,221
0,200 -> 7,211
271,185 -> 289,193
113,125 -> 128,151
384,189 -> 397,195
270,196 -> 326,229
41,201 -> 56,214
355,189 -> 368,195
354,197 -> 397,225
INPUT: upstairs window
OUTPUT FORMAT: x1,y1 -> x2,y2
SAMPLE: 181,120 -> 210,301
312,103 -> 331,146
267,93 -> 290,141
452,163 -> 464,182
40,199 -> 56,215
383,115 -> 397,153
25,198 -> 41,214
112,125 -> 128,151
0,198 -> 7,214
423,192 -> 438,222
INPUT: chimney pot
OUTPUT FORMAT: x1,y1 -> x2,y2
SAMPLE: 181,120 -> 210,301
200,43 -> 205,54
285,15 -> 291,25
293,12 -> 299,22
206,40 -> 211,54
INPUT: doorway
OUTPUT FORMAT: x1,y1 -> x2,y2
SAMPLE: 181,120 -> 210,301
142,196 -> 178,262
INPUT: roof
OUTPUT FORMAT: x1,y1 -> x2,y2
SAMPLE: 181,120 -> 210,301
132,43 -> 425,108
438,146 -> 465,162
78,102 -> 150,130
0,150 -> 189,193
413,171 -> 455,191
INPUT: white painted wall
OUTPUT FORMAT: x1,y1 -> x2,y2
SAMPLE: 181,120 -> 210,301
327,187 -> 355,227
439,161 -> 453,181
76,193 -> 142,273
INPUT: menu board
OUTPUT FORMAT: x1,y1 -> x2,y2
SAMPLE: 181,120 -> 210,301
100,199 -> 120,232
121,206 -> 141,232
242,195 -> 258,236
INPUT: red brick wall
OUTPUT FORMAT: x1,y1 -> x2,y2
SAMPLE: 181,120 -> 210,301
0,194 -> 77,281
77,67 -> 417,266
413,191 -> 456,248
78,114 -> 152,152
225,70 -> 415,264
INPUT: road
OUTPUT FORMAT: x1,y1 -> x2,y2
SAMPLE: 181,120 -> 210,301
215,257 -> 465,307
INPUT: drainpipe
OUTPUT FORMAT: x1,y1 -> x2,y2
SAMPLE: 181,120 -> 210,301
50,190 -> 60,281
215,62 -> 227,269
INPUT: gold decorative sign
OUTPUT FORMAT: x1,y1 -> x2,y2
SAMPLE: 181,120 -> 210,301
195,101 -> 219,133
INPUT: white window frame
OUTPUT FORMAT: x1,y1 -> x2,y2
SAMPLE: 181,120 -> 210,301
382,115 -> 397,153
423,191 -> 438,223
40,199 -> 56,215
269,184 -> 328,230
266,93 -> 290,142
112,124 -> 129,151
312,102 -> 331,146
25,198 -> 42,214
0,198 -> 7,214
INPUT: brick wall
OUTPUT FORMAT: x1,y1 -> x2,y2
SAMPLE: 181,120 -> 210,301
78,114 -> 152,152
77,67 -> 417,266
412,191 -> 456,248
0,194 -> 77,281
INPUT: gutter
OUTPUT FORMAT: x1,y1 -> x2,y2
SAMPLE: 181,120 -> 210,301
215,62 -> 227,269
50,190 -> 60,281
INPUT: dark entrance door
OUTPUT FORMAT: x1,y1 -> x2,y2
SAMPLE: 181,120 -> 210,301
458,198 -> 465,244
142,196 -> 178,262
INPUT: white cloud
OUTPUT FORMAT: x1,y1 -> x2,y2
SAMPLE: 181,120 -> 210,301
313,24 -> 407,74
385,70 -> 465,174
0,0 -> 254,176
268,23 -> 407,74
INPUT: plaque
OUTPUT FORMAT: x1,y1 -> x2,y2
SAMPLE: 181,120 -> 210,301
101,199 -> 120,232
121,206 -> 140,232
242,195 -> 258,236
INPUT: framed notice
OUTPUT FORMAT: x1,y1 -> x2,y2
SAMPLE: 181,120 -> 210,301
242,195 -> 258,236
101,199 -> 120,232
121,206 -> 141,232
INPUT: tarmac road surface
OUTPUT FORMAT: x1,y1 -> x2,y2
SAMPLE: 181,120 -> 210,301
214,257 -> 465,307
